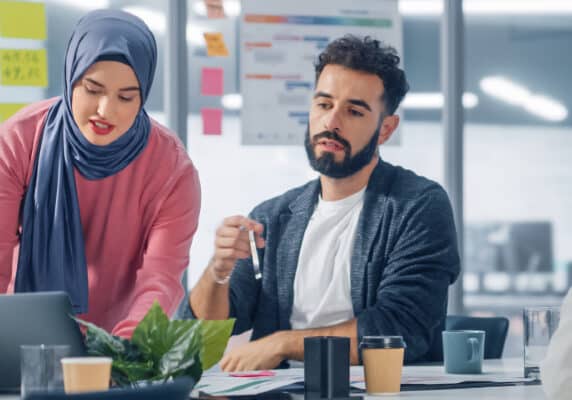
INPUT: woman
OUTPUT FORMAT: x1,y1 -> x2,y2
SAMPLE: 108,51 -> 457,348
0,9 -> 200,338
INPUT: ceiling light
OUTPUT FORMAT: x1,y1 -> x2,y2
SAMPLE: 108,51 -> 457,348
524,95 -> 568,122
192,0 -> 241,18
465,0 -> 572,15
401,92 -> 478,109
480,76 -> 530,106
401,92 -> 442,109
399,1 -> 442,16
122,7 -> 165,33
222,94 -> 242,110
399,0 -> 572,16
463,92 -> 479,108
122,6 -> 207,47
51,0 -> 110,9
480,75 -> 568,122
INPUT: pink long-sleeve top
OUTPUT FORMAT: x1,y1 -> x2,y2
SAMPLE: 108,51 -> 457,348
0,98 -> 201,337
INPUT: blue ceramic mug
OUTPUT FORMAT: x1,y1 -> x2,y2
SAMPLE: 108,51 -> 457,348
442,330 -> 485,374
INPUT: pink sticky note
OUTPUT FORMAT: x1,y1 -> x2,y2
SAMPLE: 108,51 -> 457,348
201,67 -> 224,96
201,108 -> 223,135
204,0 -> 225,18
229,370 -> 276,378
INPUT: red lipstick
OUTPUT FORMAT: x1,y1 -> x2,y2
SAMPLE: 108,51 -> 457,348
89,119 -> 115,136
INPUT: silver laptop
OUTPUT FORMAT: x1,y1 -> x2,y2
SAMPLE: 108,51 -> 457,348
0,292 -> 86,393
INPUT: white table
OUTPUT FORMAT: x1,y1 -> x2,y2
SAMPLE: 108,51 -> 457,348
359,385 -> 544,400
0,358 -> 546,399
357,358 -> 545,400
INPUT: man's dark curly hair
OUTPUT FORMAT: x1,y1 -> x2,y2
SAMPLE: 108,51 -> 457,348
314,35 -> 409,115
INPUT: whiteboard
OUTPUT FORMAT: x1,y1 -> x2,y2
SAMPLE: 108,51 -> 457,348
240,0 -> 402,145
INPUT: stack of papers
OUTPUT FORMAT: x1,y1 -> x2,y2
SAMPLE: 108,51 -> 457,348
193,369 -> 304,397
193,364 -> 536,397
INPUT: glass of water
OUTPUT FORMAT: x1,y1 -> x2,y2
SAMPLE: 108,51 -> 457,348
21,344 -> 71,398
523,306 -> 560,380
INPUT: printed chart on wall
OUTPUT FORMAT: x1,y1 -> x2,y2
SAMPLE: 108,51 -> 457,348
240,0 -> 402,145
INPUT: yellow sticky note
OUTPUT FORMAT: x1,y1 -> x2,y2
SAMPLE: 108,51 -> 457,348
203,32 -> 229,57
0,1 -> 46,40
0,49 -> 48,87
0,103 -> 27,123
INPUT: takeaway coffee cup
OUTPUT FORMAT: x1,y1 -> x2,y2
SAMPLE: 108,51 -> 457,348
360,336 -> 406,394
61,357 -> 112,393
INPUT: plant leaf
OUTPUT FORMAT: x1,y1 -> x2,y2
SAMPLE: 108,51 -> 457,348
76,302 -> 234,387
130,302 -> 204,383
112,359 -> 155,383
157,320 -> 203,380
199,319 -> 235,370
131,301 -> 171,364
73,316 -> 126,357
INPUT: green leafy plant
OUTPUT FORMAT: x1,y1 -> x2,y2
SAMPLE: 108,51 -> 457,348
75,301 -> 234,387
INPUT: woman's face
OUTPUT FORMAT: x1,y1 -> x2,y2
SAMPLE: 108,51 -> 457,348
71,61 -> 141,146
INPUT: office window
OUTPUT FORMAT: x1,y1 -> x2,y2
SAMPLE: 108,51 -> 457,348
462,11 -> 571,356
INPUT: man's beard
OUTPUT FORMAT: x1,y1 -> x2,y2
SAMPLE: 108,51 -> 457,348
304,121 -> 382,179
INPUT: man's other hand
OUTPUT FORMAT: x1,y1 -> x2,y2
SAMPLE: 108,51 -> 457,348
219,332 -> 286,372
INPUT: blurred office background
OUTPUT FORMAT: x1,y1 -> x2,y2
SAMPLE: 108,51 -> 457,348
2,0 -> 571,357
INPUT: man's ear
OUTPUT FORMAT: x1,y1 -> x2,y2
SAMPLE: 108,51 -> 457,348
378,114 -> 400,145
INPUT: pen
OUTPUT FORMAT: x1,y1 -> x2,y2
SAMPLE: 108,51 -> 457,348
248,230 -> 262,280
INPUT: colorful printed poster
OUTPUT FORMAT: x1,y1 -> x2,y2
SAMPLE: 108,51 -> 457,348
240,0 -> 401,145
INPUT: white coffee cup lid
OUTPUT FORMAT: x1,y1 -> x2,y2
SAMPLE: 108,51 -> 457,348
61,357 -> 112,364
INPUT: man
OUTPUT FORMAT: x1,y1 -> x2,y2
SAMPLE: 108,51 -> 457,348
184,35 -> 460,371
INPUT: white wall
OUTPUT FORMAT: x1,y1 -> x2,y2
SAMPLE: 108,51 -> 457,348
149,114 -> 572,288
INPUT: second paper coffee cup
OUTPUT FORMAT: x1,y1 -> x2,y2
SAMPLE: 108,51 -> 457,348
360,335 -> 406,394
61,357 -> 112,394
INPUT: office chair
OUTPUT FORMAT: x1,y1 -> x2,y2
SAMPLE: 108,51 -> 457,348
446,315 -> 510,359
423,315 -> 510,362
25,377 -> 194,400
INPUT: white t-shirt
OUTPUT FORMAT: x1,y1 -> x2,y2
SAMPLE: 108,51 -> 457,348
290,187 -> 366,330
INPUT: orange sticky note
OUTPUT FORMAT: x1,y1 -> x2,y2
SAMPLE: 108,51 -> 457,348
201,108 -> 223,135
203,32 -> 229,57
201,67 -> 223,96
204,0 -> 225,19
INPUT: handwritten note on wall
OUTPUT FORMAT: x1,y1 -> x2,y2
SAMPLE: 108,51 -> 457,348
0,49 -> 48,87
204,0 -> 226,19
203,32 -> 229,57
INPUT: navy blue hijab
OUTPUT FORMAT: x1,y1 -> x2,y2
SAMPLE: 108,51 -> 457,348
14,10 -> 157,313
